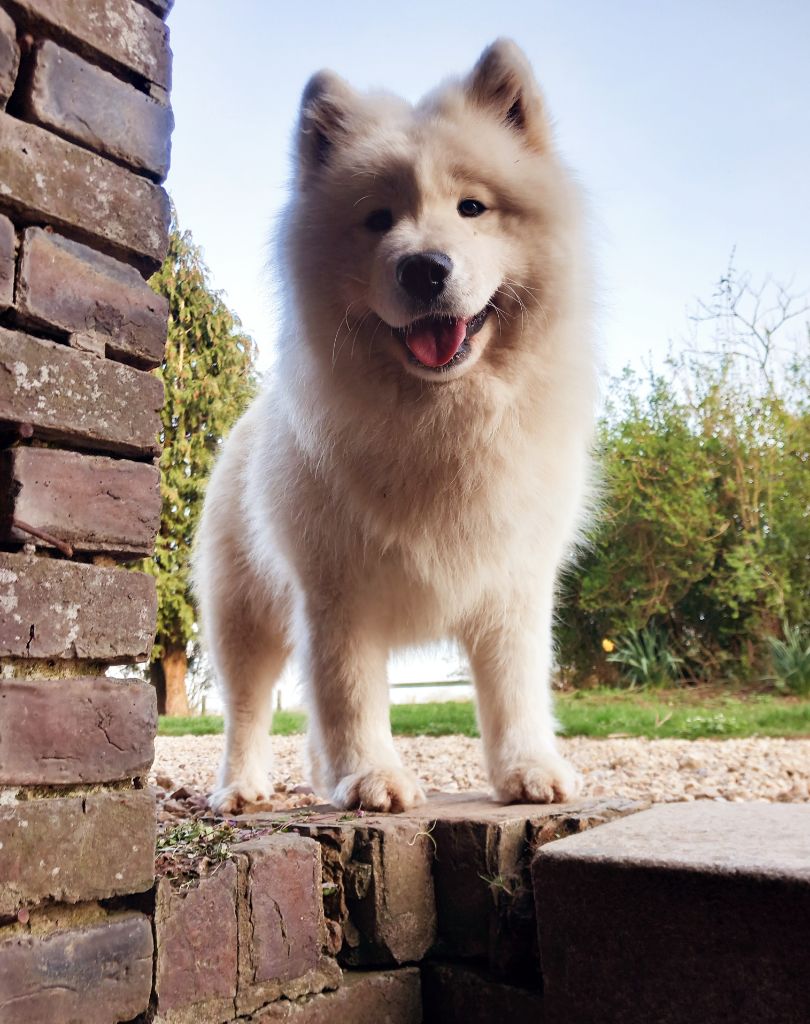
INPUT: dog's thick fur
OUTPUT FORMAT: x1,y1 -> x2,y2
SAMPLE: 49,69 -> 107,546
196,40 -> 596,814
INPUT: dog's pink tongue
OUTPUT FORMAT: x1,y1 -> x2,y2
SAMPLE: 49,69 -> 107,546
405,318 -> 467,367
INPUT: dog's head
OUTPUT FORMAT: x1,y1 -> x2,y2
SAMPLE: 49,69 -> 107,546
286,40 -> 581,385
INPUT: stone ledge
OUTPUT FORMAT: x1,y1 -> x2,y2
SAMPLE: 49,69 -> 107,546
237,792 -> 647,982
533,802 -> 810,1024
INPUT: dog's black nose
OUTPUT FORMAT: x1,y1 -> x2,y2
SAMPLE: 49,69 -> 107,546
396,252 -> 453,303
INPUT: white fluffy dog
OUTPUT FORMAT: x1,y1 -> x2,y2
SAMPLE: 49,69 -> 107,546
196,39 -> 596,814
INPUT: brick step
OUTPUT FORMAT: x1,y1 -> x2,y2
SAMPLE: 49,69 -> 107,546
533,802 -> 810,1024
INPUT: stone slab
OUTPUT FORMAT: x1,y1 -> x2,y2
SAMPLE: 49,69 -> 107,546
249,967 -> 421,1023
27,40 -> 173,179
10,0 -> 170,89
0,789 -> 156,914
17,227 -> 169,367
0,447 -> 161,557
534,802 -> 810,1024
0,552 -> 157,662
0,112 -> 170,269
0,910 -> 153,1023
0,327 -> 164,456
0,676 -> 156,784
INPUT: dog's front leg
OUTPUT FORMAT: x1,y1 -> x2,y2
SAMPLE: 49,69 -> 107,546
463,591 -> 581,804
300,596 -> 426,813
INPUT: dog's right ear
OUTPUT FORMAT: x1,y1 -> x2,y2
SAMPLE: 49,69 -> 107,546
297,70 -> 357,175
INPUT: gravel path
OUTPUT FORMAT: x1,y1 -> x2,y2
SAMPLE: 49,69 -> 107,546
152,734 -> 810,816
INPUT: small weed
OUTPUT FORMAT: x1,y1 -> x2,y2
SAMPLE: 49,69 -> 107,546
479,872 -> 515,897
408,820 -> 438,856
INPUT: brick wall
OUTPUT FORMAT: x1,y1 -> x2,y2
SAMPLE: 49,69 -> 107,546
0,1 -> 172,1020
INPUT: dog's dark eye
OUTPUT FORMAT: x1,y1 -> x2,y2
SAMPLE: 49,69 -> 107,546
458,198 -> 487,218
365,208 -> 393,232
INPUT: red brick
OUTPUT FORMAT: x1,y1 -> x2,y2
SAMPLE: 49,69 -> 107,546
154,862 -> 239,1019
18,228 -> 169,367
11,0 -> 170,89
27,41 -> 173,179
0,789 -> 155,914
0,552 -> 157,662
0,113 -> 170,269
0,327 -> 164,456
0,676 -> 156,785
0,910 -> 153,1023
254,968 -> 421,1023
0,7 -> 19,107
0,447 -> 161,557
0,212 -> 13,310
235,835 -> 327,1013
243,793 -> 644,982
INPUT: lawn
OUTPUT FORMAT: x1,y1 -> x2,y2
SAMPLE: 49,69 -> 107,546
159,689 -> 810,740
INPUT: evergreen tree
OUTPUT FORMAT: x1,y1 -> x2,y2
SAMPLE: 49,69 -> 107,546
145,220 -> 257,714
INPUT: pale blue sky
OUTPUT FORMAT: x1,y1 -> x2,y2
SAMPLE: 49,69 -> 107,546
166,0 -> 810,376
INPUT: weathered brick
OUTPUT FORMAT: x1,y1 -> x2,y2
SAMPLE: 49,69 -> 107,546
0,676 -> 156,785
534,803 -> 810,1024
0,7 -> 19,107
0,212 -> 13,310
17,228 -> 169,367
245,793 -> 644,982
0,113 -> 170,269
0,447 -> 161,557
0,552 -> 157,662
0,910 -> 153,1023
27,41 -> 173,179
141,0 -> 175,17
154,862 -> 239,1022
422,963 -> 543,1023
0,327 -> 163,456
238,815 -> 437,969
0,789 -> 155,914
251,968 -> 421,1023
235,835 -> 333,1014
10,0 -> 170,89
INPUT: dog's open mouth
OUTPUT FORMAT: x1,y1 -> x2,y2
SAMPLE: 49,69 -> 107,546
394,306 -> 490,371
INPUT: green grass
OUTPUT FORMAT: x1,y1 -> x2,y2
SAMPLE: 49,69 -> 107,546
159,689 -> 810,740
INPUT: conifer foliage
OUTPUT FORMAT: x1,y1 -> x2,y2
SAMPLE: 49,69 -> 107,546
146,220 -> 257,714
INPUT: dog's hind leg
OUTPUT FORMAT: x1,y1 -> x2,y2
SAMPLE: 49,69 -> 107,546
203,569 -> 291,815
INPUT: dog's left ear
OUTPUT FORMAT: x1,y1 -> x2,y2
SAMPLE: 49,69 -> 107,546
465,39 -> 549,151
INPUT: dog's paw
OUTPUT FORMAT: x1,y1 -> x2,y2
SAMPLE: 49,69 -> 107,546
332,765 -> 427,813
494,754 -> 582,805
208,779 -> 272,816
